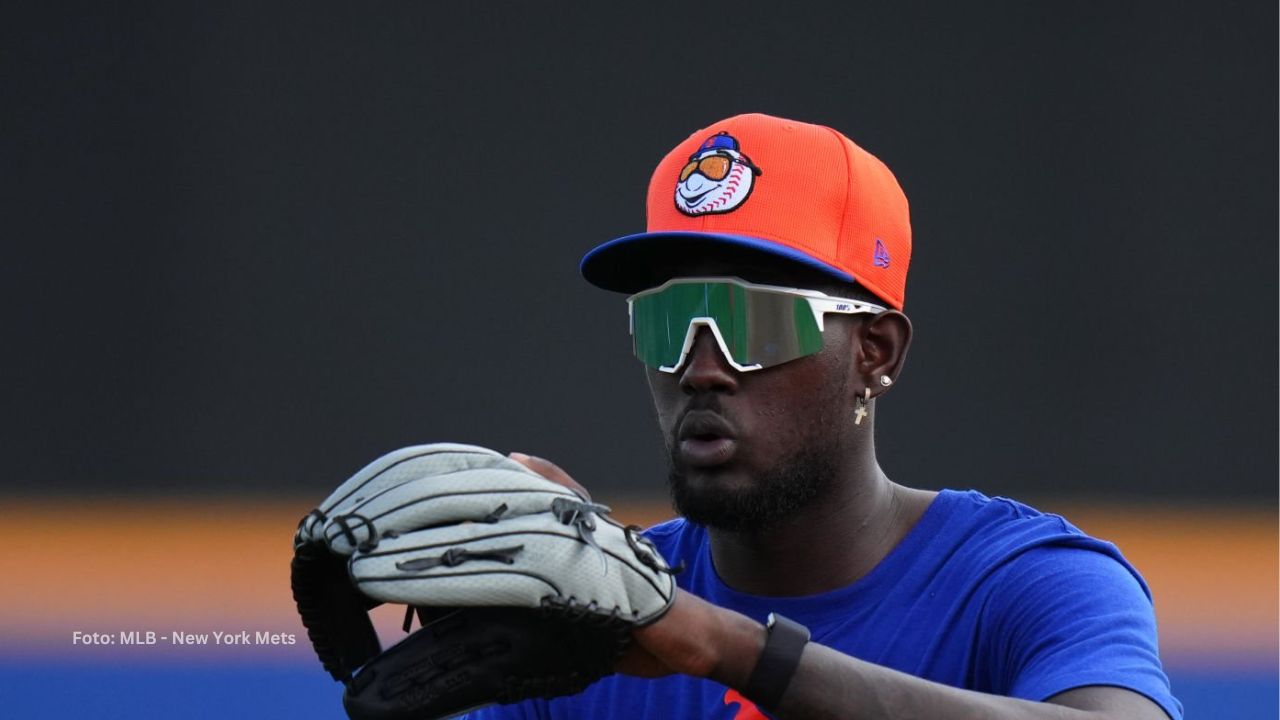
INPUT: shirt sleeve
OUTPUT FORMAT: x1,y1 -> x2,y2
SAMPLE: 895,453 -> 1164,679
985,544 -> 1183,720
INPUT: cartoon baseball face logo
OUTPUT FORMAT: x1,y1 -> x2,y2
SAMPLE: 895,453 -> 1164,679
674,131 -> 762,216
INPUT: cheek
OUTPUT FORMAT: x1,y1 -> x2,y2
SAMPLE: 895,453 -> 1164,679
645,371 -> 683,438
744,359 -> 849,447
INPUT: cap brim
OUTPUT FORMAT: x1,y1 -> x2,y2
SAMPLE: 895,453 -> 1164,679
580,231 -> 857,294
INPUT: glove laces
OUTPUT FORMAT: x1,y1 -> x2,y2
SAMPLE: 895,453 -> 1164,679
551,496 -> 612,572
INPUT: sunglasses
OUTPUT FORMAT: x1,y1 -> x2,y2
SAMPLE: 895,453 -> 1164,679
678,152 -> 761,182
627,277 -> 887,373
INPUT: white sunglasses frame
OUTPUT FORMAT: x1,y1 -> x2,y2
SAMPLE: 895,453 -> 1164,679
626,276 -> 887,373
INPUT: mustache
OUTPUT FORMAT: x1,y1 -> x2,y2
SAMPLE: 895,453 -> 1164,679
670,392 -> 721,430
675,394 -> 725,423
669,396 -> 732,449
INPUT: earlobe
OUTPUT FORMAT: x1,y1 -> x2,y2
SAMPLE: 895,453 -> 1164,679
857,310 -> 912,393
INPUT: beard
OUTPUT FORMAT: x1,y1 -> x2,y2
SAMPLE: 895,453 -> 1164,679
662,355 -> 852,532
665,432 -> 843,533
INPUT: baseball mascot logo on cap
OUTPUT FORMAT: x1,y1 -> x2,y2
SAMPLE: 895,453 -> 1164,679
674,131 -> 762,216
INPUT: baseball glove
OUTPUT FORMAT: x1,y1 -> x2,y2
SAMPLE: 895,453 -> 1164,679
291,443 -> 678,720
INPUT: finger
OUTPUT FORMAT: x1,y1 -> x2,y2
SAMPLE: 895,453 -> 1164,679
321,468 -> 577,554
317,444 -> 510,518
350,516 -> 615,608
508,452 -> 591,501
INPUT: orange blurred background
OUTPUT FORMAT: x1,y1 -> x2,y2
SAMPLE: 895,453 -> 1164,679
4,498 -> 1274,669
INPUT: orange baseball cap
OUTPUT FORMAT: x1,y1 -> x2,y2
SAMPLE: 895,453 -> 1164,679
580,113 -> 912,309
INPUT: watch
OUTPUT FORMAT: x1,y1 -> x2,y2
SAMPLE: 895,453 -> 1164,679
742,612 -> 810,710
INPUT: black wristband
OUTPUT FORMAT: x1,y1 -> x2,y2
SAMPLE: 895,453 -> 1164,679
742,612 -> 810,710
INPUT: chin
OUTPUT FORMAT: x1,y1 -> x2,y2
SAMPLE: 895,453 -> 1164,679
673,463 -> 753,491
666,447 -> 836,532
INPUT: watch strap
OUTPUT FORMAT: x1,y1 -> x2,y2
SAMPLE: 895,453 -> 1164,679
742,612 -> 810,710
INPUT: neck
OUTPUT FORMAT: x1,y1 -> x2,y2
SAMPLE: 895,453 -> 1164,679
705,430 -> 929,596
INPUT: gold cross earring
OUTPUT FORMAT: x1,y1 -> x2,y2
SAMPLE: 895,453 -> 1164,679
855,387 -> 871,426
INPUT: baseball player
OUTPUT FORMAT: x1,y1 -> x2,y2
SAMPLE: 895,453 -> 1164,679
296,113 -> 1182,719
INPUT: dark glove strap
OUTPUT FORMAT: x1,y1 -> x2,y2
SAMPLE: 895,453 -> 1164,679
742,612 -> 810,710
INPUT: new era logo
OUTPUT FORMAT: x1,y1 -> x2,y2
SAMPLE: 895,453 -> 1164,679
873,238 -> 891,268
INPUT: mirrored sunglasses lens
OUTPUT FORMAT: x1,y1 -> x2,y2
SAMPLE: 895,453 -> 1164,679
631,283 -> 706,369
630,282 -> 825,371
738,290 -> 824,367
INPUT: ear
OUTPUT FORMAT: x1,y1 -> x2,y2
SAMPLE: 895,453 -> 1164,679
855,310 -> 912,396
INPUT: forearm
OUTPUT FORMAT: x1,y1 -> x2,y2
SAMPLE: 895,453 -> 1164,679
761,642 -> 1093,720
698,605 -> 1135,720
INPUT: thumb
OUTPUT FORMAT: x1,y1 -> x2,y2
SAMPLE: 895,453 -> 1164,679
508,452 -> 592,502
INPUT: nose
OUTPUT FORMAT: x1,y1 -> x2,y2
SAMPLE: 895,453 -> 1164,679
679,326 -> 740,395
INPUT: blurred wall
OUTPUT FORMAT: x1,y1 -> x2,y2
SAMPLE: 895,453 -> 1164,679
3,1 -> 1275,503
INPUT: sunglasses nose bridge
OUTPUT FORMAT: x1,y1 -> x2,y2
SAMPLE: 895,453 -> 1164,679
677,323 -> 741,390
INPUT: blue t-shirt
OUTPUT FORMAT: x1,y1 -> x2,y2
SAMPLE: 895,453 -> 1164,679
464,489 -> 1182,719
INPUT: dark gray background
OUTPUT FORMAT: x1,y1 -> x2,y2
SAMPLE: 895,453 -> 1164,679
3,1 -> 1275,501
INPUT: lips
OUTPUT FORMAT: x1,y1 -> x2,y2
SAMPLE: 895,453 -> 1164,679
677,410 -> 738,467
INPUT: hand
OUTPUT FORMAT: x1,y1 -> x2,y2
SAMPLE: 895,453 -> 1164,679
505,452 -> 594,503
